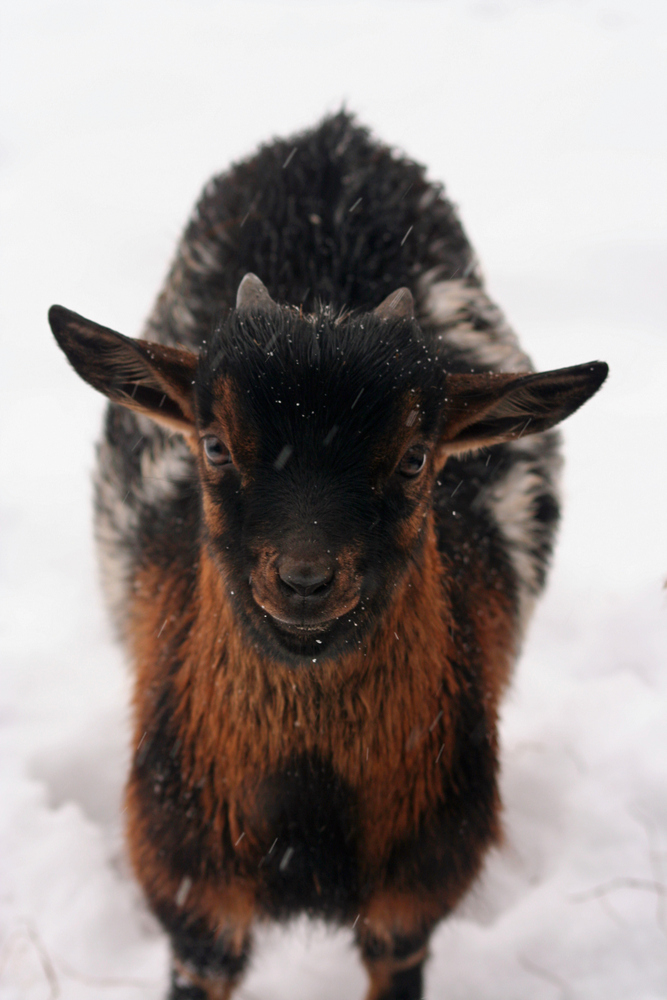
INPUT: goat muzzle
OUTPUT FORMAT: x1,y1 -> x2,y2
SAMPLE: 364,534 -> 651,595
250,545 -> 361,631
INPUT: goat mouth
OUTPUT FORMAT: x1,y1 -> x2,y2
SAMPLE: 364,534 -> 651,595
265,614 -> 333,636
253,590 -> 360,632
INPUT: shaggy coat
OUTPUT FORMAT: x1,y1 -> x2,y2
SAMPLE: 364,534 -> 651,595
49,113 -> 607,1000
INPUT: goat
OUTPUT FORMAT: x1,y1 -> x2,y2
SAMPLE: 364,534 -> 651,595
49,113 -> 607,1000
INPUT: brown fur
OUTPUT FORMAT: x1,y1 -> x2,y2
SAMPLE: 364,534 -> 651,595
125,508 -> 514,942
362,946 -> 429,1000
209,375 -> 260,471
46,114 -> 607,999
172,962 -> 237,1000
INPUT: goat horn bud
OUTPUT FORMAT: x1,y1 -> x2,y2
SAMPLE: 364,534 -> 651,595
373,287 -> 415,321
236,273 -> 277,314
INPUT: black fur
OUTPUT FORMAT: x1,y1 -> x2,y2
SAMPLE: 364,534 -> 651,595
89,113 -> 569,652
146,112 -> 474,348
47,112 -> 609,1000
166,918 -> 250,980
382,966 -> 424,1000
198,308 -> 448,664
255,753 -> 360,921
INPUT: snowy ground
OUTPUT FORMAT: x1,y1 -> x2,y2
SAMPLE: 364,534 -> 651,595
1,1 -> 666,997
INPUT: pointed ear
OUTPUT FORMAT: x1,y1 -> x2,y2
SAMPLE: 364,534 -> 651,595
439,361 -> 608,459
48,305 -> 198,434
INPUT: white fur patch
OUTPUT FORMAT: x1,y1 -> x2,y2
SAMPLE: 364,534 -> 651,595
420,273 -> 562,638
420,276 -> 532,373
94,430 -> 194,639
480,437 -> 562,636
137,436 -> 193,508
94,445 -> 139,639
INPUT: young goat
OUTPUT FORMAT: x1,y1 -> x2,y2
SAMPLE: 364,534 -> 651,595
49,113 -> 607,1000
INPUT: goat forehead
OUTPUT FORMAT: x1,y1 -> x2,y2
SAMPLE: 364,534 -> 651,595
214,370 -> 427,476
198,310 -> 445,448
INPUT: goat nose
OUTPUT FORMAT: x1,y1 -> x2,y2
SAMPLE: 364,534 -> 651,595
278,556 -> 334,598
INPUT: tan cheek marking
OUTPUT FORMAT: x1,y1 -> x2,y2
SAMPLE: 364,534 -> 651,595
391,458 -> 435,553
370,392 -> 426,479
252,544 -> 280,575
247,544 -> 280,611
182,430 -> 200,456
210,376 -> 259,469
332,542 -> 364,604
393,497 -> 429,553
201,488 -> 227,539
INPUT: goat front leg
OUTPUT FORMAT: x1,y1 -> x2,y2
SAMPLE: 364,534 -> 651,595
166,911 -> 252,1000
142,879 -> 256,1000
359,942 -> 428,1000
355,892 -> 441,1000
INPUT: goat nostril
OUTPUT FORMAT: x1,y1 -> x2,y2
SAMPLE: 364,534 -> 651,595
278,560 -> 335,599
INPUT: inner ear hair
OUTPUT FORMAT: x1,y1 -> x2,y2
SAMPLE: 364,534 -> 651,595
48,305 -> 199,433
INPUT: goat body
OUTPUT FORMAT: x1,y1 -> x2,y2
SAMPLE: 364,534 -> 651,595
49,113 -> 607,1000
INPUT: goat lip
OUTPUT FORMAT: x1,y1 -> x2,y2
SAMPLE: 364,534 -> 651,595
265,613 -> 333,635
253,585 -> 360,621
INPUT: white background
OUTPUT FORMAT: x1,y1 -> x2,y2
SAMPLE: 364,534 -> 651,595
1,1 -> 666,997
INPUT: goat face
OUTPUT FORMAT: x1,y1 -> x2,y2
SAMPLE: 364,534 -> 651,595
193,305 -> 448,663
48,276 -> 607,666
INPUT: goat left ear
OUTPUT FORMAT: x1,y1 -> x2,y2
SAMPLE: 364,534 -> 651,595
48,305 -> 198,434
439,361 -> 608,459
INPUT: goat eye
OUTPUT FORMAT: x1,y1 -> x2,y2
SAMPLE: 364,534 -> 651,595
398,446 -> 427,478
203,436 -> 231,466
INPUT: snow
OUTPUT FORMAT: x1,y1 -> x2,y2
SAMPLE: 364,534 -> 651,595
1,0 -> 666,997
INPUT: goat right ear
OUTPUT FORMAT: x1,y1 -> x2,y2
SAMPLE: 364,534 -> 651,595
48,305 -> 198,434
